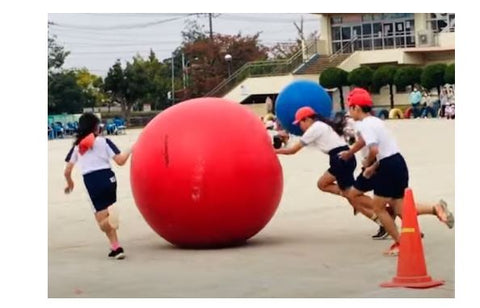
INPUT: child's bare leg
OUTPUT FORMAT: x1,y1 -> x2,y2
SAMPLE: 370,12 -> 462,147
416,200 -> 454,228
317,172 -> 342,196
373,196 -> 400,243
95,209 -> 119,246
345,187 -> 378,221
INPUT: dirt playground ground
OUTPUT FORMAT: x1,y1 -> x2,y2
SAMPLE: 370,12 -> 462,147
48,118 -> 455,299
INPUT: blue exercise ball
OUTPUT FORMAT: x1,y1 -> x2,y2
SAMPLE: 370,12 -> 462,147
275,80 -> 332,136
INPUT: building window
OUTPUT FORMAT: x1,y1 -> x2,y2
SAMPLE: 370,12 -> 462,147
330,14 -> 416,53
363,39 -> 372,50
332,26 -> 341,40
373,23 -> 382,37
362,23 -> 372,36
332,42 -> 341,53
427,13 -> 455,33
341,27 -> 351,40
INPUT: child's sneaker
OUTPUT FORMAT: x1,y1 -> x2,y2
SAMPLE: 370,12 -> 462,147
383,242 -> 400,256
108,247 -> 125,260
434,199 -> 455,229
372,226 -> 389,240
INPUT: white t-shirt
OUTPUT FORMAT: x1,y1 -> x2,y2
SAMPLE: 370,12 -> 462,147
65,136 -> 120,175
352,121 -> 369,159
300,121 -> 347,154
355,116 -> 399,160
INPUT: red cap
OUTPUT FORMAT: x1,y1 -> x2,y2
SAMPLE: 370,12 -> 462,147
293,106 -> 316,124
347,88 -> 373,107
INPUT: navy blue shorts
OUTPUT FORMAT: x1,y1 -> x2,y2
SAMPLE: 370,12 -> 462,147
374,153 -> 409,199
327,146 -> 357,190
83,169 -> 117,212
353,168 -> 375,192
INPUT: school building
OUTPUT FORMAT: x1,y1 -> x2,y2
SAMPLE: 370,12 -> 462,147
216,13 -> 455,115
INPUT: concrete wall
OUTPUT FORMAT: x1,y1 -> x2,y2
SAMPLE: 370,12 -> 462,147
319,15 -> 332,55
224,74 -> 320,103
83,106 -> 122,113
338,49 -> 406,71
402,52 -> 424,65
224,75 -> 295,103
317,39 -> 330,56
438,32 -> 455,48
337,48 -> 453,72
423,51 -> 455,65
414,13 -> 428,33
244,103 -> 268,117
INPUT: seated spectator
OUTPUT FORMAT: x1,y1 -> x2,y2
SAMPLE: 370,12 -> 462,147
445,103 -> 455,120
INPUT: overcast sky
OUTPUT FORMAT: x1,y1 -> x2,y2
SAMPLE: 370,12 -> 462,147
48,13 -> 322,77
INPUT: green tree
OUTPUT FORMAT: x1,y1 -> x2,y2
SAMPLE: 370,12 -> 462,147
182,32 -> 269,97
48,71 -> 85,114
178,17 -> 269,98
444,63 -> 455,84
104,51 -> 173,120
181,18 -> 208,43
319,67 -> 349,111
144,50 -> 171,110
124,56 -> 150,114
48,35 -> 70,71
393,66 -> 423,92
75,68 -> 104,111
421,63 -> 447,95
48,36 -> 88,114
348,66 -> 374,91
372,65 -> 397,109
104,60 -> 128,115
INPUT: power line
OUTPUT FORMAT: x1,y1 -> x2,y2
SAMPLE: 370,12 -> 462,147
69,49 -> 175,55
49,31 -> 181,44
48,14 -> 193,31
56,40 -> 182,47
218,13 -> 319,23
76,13 -> 191,18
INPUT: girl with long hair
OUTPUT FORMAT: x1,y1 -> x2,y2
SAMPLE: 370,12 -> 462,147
64,113 -> 133,259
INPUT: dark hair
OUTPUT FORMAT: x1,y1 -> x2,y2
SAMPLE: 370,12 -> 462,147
360,106 -> 372,113
74,113 -> 100,145
307,114 -> 346,136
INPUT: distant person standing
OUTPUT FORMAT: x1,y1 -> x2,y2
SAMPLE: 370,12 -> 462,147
420,91 -> 434,118
439,87 -> 448,118
409,86 -> 422,118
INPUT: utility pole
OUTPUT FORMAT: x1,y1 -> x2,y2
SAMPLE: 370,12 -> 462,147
171,53 -> 175,105
182,53 -> 186,90
209,13 -> 213,40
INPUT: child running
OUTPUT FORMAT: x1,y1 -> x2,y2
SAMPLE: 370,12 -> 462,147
274,106 -> 383,228
64,113 -> 133,259
344,88 -> 454,255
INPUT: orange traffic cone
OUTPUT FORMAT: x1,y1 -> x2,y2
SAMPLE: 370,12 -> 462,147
381,188 -> 444,288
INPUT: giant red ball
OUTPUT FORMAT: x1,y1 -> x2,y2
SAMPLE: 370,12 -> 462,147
130,98 -> 283,248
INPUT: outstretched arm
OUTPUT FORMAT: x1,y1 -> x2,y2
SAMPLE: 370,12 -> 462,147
275,141 -> 304,155
113,146 -> 133,166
